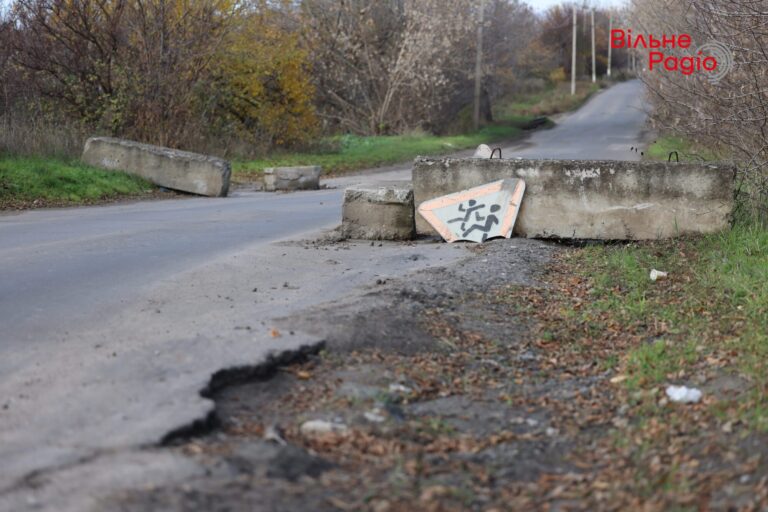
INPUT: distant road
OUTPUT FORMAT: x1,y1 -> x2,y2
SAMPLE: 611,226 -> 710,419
0,80 -> 648,497
501,79 -> 648,160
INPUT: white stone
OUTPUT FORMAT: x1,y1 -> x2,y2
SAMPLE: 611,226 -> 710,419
388,383 -> 412,394
473,144 -> 493,159
363,409 -> 386,423
299,420 -> 348,436
263,166 -> 321,192
665,385 -> 702,404
342,181 -> 415,241
81,137 -> 231,197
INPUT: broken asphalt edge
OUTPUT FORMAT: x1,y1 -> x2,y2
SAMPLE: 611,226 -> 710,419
0,338 -> 326,499
160,340 -> 326,444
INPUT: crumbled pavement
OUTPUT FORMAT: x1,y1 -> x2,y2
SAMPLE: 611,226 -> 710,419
110,236 -> 768,512
17,234 -> 767,511
110,239 -> 593,512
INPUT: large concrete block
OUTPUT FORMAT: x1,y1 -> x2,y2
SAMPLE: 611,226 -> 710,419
264,166 -> 321,192
82,137 -> 230,197
342,181 -> 415,241
413,158 -> 736,240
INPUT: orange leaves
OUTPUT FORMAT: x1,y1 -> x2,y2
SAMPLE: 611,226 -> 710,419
10,0 -> 317,150
302,429 -> 405,460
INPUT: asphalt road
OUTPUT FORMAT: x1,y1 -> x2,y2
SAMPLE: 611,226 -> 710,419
0,79 -> 648,509
0,80 -> 647,348
501,79 -> 648,160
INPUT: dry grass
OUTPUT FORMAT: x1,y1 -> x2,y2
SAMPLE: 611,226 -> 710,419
0,114 -> 87,159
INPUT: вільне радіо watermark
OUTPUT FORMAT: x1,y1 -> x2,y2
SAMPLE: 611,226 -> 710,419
612,30 -> 734,83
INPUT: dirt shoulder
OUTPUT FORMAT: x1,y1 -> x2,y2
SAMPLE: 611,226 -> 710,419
107,232 -> 768,512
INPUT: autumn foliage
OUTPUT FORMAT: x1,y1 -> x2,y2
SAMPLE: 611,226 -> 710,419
0,1 -> 621,156
1,0 -> 317,154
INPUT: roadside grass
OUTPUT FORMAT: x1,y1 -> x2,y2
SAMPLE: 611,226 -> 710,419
491,220 -> 768,505
233,118 -> 536,181
645,134 -> 720,162
0,156 -> 154,209
576,223 -> 768,424
494,81 -> 603,120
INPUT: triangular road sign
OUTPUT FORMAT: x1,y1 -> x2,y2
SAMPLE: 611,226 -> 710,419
417,179 -> 526,243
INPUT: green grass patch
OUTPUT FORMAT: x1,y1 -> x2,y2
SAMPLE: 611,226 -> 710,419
577,223 -> 768,424
645,135 -> 719,162
494,81 -> 603,121
625,340 -> 698,391
233,119 -> 535,180
0,156 -> 153,207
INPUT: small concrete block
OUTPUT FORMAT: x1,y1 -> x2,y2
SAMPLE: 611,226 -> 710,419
264,166 -> 321,192
81,137 -> 231,197
417,179 -> 526,243
342,181 -> 415,241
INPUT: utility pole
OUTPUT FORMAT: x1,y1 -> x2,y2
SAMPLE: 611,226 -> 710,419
591,8 -> 596,83
582,7 -> 588,79
473,0 -> 485,131
571,5 -> 577,95
607,10 -> 613,78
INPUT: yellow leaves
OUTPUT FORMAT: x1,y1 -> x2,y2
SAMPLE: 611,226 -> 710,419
16,0 -> 315,149
216,9 -> 318,147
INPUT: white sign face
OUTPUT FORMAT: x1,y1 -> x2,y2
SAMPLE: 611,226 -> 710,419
418,179 -> 526,243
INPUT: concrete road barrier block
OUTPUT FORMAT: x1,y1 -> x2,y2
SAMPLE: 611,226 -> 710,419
418,179 -> 526,243
342,181 -> 415,241
81,137 -> 231,197
413,158 -> 736,240
264,166 -> 321,192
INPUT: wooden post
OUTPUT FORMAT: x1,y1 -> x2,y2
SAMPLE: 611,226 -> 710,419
473,0 -> 486,131
591,8 -> 596,83
607,10 -> 613,77
571,6 -> 577,95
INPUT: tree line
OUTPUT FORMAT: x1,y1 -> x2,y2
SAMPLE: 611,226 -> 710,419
0,0 -> 626,157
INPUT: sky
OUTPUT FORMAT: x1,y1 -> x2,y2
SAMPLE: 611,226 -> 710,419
526,0 -> 629,12
0,0 -> 629,16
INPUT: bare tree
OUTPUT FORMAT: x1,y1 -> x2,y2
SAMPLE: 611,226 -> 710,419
0,13 -> 13,120
10,0 -> 129,122
303,0 -> 475,135
483,0 -> 540,102
632,0 -> 768,221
